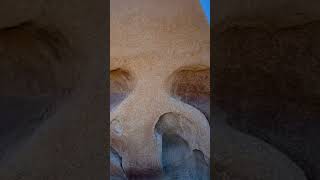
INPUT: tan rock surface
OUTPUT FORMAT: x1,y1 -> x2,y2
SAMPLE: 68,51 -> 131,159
111,0 -> 210,179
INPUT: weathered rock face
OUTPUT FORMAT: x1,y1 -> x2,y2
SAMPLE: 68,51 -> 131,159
110,0 -> 210,179
213,0 -> 320,179
0,0 -> 108,179
0,22 -> 74,160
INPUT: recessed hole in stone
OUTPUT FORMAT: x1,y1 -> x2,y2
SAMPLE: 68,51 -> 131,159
155,112 -> 209,179
110,147 -> 126,180
166,65 -> 210,120
110,68 -> 135,110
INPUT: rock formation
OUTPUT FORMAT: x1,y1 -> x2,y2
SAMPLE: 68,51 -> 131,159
110,0 -> 210,179
0,0 -> 108,179
213,0 -> 320,179
3,0 -> 318,179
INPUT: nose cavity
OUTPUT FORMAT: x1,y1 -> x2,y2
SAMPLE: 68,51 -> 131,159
155,112 -> 210,179
110,147 -> 127,180
161,133 -> 190,165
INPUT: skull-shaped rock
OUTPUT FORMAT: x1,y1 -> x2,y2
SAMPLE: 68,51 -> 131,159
110,0 -> 210,179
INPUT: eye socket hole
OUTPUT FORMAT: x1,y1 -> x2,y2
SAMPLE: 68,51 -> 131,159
166,65 -> 210,120
110,68 -> 135,110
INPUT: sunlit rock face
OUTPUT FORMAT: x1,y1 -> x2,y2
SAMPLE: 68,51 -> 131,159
110,0 -> 210,179
0,0 -> 108,179
213,0 -> 320,179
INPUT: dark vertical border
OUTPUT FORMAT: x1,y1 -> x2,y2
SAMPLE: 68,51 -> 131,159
106,0 -> 111,178
210,0 -> 214,178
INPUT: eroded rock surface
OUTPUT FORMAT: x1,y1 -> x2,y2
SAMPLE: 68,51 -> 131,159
0,0 -> 108,179
212,0 -> 320,179
213,19 -> 320,180
110,0 -> 210,179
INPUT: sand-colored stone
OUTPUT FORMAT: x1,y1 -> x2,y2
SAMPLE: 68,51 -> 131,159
111,0 -> 210,179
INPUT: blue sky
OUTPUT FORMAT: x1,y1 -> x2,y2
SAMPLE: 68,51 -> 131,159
199,0 -> 210,24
